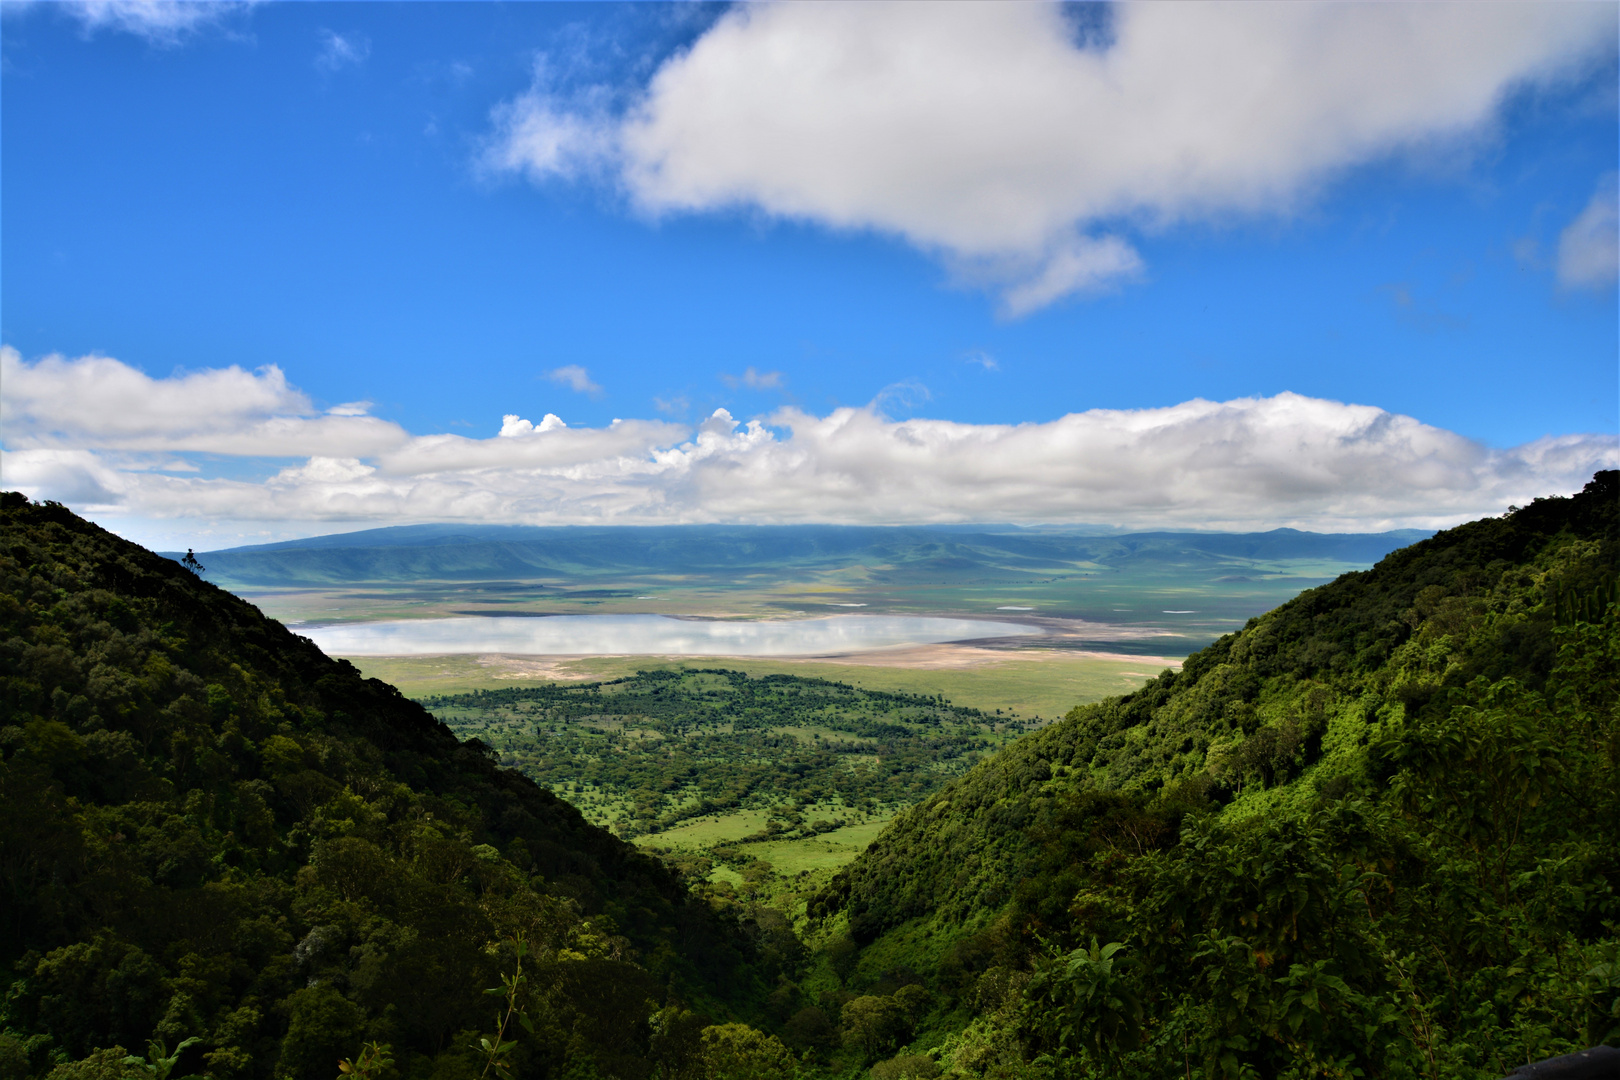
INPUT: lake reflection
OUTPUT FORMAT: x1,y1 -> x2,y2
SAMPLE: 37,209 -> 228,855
304,613 -> 1039,657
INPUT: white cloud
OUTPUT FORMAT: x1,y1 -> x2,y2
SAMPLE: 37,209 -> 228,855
489,2 -> 1613,313
721,367 -> 783,390
378,417 -> 680,477
994,236 -> 1146,317
0,449 -> 124,506
546,364 -> 603,396
57,0 -> 249,44
271,456 -> 375,486
482,73 -> 615,183
1557,173 -> 1619,290
0,347 -> 409,456
499,413 -> 566,437
3,349 -> 1613,536
316,29 -> 370,72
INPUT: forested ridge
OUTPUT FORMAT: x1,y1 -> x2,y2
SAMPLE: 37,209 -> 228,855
0,495 -> 791,1079
811,472 -> 1619,1078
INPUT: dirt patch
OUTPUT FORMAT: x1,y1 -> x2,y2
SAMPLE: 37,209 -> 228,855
471,655 -> 602,681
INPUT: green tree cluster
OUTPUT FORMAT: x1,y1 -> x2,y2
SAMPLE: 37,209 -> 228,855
421,671 -> 1004,838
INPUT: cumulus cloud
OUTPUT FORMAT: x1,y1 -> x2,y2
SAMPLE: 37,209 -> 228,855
1557,173 -> 1619,290
486,2 -> 1613,314
54,0 -> 250,44
380,416 -> 681,477
721,367 -> 783,390
546,364 -> 603,396
1,449 -> 124,506
3,350 -> 1613,535
499,413 -> 566,437
0,347 -> 409,457
316,29 -> 370,72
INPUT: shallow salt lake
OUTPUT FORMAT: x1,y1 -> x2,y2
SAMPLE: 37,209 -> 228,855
302,613 -> 1039,658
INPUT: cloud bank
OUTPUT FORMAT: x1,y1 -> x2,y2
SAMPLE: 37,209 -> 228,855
0,347 -> 408,457
2,348 -> 1614,543
487,2 -> 1614,313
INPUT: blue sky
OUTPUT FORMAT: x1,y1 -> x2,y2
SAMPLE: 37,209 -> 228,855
1,1 -> 1616,548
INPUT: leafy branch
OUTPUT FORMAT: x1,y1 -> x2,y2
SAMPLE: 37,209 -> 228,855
475,934 -> 536,1080
123,1037 -> 203,1080
337,1042 -> 395,1079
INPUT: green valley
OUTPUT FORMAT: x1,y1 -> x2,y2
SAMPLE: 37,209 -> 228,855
2,473 -> 1615,1080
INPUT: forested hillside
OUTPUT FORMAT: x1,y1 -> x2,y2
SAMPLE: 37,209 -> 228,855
0,496 -> 789,1079
813,472 -> 1618,1079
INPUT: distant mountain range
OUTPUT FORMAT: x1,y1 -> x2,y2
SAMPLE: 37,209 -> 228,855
166,523 -> 1435,588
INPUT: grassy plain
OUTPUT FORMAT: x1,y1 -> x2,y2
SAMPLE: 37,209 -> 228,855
350,648 -> 1170,722
629,806 -> 897,868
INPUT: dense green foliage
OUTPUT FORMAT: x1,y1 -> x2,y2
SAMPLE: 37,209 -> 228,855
0,496 -> 784,1079
423,673 -> 1020,837
814,472 -> 1619,1078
